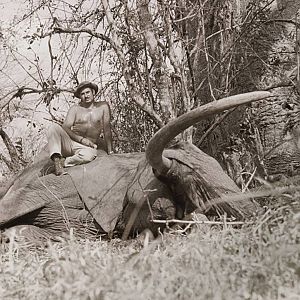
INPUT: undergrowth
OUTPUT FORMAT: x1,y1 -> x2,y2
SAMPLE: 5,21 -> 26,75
0,195 -> 299,300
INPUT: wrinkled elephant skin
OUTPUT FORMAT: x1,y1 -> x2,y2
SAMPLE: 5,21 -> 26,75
0,142 -> 259,242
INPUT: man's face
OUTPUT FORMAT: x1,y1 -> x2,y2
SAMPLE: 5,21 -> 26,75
79,87 -> 95,103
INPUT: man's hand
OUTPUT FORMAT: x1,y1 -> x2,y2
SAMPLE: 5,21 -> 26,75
81,138 -> 97,149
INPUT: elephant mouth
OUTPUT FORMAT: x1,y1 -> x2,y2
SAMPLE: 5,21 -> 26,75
146,91 -> 271,176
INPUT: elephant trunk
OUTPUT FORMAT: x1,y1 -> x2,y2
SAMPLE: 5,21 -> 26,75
146,91 -> 271,175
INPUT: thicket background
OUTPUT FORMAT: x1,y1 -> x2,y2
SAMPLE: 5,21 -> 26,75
1,0 -> 300,187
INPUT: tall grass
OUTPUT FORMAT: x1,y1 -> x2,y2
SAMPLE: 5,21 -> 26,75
0,195 -> 299,300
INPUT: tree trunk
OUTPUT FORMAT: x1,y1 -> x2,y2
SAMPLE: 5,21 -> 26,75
0,127 -> 26,172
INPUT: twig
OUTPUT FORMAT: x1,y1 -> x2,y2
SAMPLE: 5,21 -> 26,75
264,81 -> 293,90
0,86 -> 73,110
242,166 -> 257,193
36,24 -> 111,43
264,18 -> 300,27
203,185 -> 300,212
200,4 -> 216,101
296,14 -> 300,83
152,219 -> 246,225
196,108 -> 236,146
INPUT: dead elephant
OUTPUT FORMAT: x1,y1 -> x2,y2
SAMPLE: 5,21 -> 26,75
0,91 -> 271,243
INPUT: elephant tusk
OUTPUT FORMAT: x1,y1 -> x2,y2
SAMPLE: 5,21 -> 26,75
146,91 -> 272,175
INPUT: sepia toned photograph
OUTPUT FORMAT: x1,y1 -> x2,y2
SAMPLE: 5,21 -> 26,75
0,0 -> 299,299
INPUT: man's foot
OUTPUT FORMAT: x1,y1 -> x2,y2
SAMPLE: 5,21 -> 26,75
52,155 -> 66,176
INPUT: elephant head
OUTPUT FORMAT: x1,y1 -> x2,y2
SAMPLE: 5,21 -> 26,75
145,91 -> 271,220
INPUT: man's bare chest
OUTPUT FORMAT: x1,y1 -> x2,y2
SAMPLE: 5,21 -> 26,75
75,107 -> 103,125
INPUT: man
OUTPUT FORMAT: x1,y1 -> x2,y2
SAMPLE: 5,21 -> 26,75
47,81 -> 113,176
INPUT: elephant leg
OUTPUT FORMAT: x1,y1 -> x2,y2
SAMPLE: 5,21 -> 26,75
117,167 -> 177,240
118,196 -> 177,239
1,225 -> 58,247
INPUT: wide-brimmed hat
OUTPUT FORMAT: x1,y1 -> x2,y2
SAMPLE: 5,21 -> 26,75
74,81 -> 98,98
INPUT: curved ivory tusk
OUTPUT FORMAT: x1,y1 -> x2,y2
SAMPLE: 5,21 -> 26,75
146,91 -> 272,175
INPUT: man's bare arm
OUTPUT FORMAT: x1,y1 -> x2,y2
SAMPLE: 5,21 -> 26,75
62,106 -> 83,143
62,105 -> 96,148
62,105 -> 97,148
102,102 -> 113,154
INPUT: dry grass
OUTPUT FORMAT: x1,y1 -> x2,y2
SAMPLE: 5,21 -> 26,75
0,196 -> 299,300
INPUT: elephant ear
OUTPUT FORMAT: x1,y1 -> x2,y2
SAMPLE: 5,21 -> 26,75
163,142 -> 259,218
0,149 -> 55,227
67,153 -> 144,233
163,142 -> 239,193
0,174 -> 60,227
0,185 -> 44,227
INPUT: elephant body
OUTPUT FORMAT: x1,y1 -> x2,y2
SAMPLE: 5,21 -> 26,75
0,142 -> 259,242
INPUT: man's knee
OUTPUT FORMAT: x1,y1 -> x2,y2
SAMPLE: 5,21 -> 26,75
78,149 -> 97,163
47,123 -> 63,137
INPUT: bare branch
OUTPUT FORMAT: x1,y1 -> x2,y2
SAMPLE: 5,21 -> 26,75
196,107 -> 237,146
152,219 -> 246,225
0,87 -> 73,110
48,35 -> 54,88
102,0 -> 164,128
264,18 -> 300,27
0,127 -> 26,169
0,153 -> 16,172
162,1 -> 192,117
137,0 -> 172,123
264,81 -> 294,90
36,24 -> 112,43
